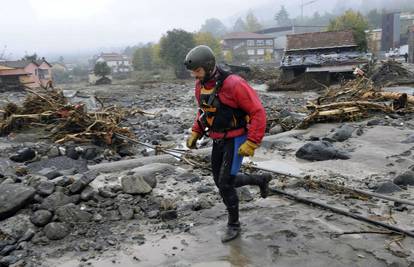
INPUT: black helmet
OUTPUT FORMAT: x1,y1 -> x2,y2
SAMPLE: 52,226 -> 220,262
184,45 -> 216,74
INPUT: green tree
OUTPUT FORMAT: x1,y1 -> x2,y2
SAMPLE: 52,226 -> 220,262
200,18 -> 227,38
245,11 -> 262,32
233,17 -> 247,32
94,61 -> 111,77
159,29 -> 195,79
274,5 -> 291,26
194,32 -> 223,60
52,68 -> 70,84
133,44 -> 155,71
71,65 -> 89,77
328,10 -> 369,51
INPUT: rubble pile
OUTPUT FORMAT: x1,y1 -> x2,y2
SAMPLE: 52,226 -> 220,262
0,88 -> 136,147
369,60 -> 414,87
297,77 -> 414,129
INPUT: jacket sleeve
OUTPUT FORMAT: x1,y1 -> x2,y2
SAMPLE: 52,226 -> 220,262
232,79 -> 266,144
191,85 -> 203,135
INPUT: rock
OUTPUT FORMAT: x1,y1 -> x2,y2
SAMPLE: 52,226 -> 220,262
66,147 -> 80,160
98,187 -> 117,198
52,176 -> 74,187
37,168 -> 62,180
68,171 -> 97,194
118,206 -> 134,220
295,141 -> 350,161
147,210 -> 159,219
80,186 -> 96,201
44,222 -> 70,240
196,185 -> 213,194
192,197 -> 213,211
160,210 -> 178,221
375,182 -> 402,194
55,204 -> 92,223
0,214 -> 34,240
402,134 -> 414,144
0,184 -> 35,220
27,156 -> 88,174
131,163 -> 175,187
237,187 -> 254,202
39,192 -> 77,211
175,172 -> 200,182
121,175 -> 152,195
82,148 -> 98,160
269,125 -> 284,135
328,125 -> 354,142
9,148 -> 36,163
394,171 -> 414,186
47,146 -> 60,158
36,181 -> 55,196
30,210 -> 53,227
367,119 -> 383,126
117,145 -> 136,157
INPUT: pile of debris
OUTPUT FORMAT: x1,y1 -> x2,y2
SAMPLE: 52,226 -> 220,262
369,60 -> 414,87
0,87 -> 138,148
266,72 -> 325,92
297,77 -> 414,129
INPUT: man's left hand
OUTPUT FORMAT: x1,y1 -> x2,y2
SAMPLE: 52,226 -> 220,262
238,140 -> 259,157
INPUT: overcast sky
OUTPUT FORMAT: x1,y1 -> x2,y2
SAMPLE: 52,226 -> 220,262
0,0 -> 409,59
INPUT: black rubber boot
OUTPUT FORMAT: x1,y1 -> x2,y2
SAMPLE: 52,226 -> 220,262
221,205 -> 241,243
234,173 -> 273,198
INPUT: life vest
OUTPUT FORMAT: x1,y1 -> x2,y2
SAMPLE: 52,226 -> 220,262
197,67 -> 249,136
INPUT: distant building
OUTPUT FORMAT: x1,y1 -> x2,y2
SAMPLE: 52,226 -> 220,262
0,58 -> 53,90
92,53 -> 131,74
281,31 -> 370,84
221,32 -> 275,64
382,12 -> 401,51
255,25 -> 327,61
409,26 -> 414,63
400,12 -> 414,45
365,29 -> 382,55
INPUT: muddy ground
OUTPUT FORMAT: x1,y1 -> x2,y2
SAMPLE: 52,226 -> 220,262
1,78 -> 414,267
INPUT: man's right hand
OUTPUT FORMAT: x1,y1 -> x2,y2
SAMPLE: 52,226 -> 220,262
186,132 -> 201,149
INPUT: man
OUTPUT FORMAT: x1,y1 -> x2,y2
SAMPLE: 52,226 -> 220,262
184,45 -> 272,243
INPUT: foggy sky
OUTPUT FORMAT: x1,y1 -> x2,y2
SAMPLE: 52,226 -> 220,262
0,0 -> 411,59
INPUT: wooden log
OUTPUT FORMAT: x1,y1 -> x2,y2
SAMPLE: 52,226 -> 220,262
362,91 -> 414,105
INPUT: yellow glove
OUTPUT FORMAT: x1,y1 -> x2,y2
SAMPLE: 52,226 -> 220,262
186,132 -> 201,149
238,140 -> 259,157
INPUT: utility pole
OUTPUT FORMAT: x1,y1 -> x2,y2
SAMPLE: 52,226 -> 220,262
300,0 -> 318,22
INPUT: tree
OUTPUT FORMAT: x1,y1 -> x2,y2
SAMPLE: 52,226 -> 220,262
274,5 -> 291,26
194,32 -> 223,60
22,53 -> 38,61
233,17 -> 247,32
159,29 -> 195,79
94,62 -> 111,77
133,44 -> 154,71
245,11 -> 262,32
200,18 -> 227,38
328,10 -> 369,51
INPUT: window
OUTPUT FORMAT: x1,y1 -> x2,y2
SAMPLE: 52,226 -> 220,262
247,49 -> 255,55
257,49 -> 265,55
266,39 -> 274,46
247,40 -> 255,46
256,40 -> 265,46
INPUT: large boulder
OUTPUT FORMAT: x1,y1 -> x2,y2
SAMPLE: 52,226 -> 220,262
393,171 -> 414,186
121,175 -> 152,195
375,181 -> 402,194
30,210 -> 53,227
295,141 -> 350,161
328,125 -> 355,142
0,184 -> 35,220
55,204 -> 92,223
44,222 -> 70,240
39,192 -> 78,211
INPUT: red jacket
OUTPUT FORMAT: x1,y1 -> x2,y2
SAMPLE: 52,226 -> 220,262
191,74 -> 266,144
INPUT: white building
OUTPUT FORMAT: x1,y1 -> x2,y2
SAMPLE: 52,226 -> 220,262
95,53 -> 131,74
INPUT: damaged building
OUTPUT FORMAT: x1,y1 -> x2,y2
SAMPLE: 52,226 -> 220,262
0,58 -> 53,90
280,30 -> 371,85
409,25 -> 414,63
